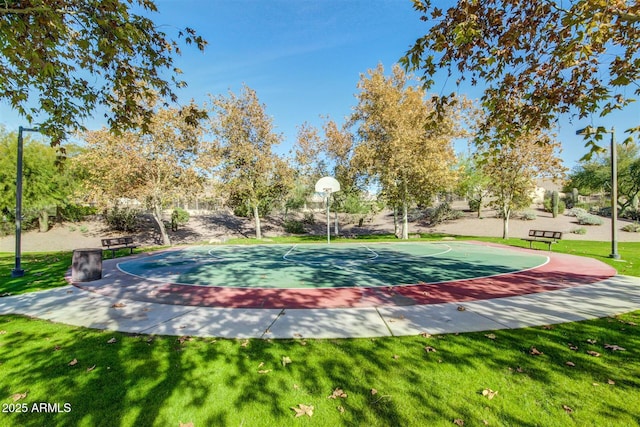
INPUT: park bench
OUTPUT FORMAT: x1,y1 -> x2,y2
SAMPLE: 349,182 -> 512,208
101,236 -> 138,258
522,230 -> 563,251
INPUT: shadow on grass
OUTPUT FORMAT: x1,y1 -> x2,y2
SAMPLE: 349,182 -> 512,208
1,312 -> 640,425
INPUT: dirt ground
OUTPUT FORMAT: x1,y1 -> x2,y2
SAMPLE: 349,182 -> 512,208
1,202 -> 638,253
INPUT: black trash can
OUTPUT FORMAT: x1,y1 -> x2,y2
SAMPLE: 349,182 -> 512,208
72,248 -> 103,282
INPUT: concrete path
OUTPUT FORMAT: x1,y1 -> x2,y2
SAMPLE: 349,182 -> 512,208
1,275 -> 640,339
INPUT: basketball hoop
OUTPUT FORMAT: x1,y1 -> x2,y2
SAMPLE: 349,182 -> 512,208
315,177 -> 341,244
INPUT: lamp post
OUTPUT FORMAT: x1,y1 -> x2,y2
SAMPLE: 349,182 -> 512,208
11,126 -> 40,278
576,126 -> 620,259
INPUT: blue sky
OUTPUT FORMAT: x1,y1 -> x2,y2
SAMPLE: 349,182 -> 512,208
1,0 -> 638,169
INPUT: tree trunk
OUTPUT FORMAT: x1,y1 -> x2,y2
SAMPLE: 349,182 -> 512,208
334,210 -> 339,236
477,197 -> 482,218
502,207 -> 510,239
253,204 -> 262,239
153,204 -> 171,246
38,209 -> 48,233
393,205 -> 400,238
402,200 -> 409,240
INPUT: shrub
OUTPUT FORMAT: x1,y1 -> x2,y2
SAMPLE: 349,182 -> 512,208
428,202 -> 463,225
520,210 -> 537,220
566,207 -> 588,217
104,206 -> 140,232
58,204 -> 98,222
621,207 -> 640,221
302,212 -> 316,225
170,207 -> 190,231
571,227 -> 587,235
283,219 -> 305,234
621,222 -> 640,233
576,212 -> 604,225
468,198 -> 481,213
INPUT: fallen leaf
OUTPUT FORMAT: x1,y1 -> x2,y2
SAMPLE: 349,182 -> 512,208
604,344 -> 626,351
593,383 -> 599,386
86,365 -> 96,372
587,351 -> 601,357
0,330 -> 7,335
482,389 -> 498,400
258,369 -> 271,374
178,336 -> 192,345
530,347 -> 543,356
482,421 -> 489,426
11,392 -> 27,402
111,302 -> 126,308
586,339 -> 597,344
107,338 -> 117,344
607,379 -> 616,385
485,334 -> 496,340
562,405 -> 573,413
424,346 -> 437,353
568,343 -> 578,351
53,345 -> 61,351
282,356 -> 292,367
328,388 -> 347,399
420,332 -> 432,338
565,361 -> 576,367
240,339 -> 249,347
542,325 -> 553,330
392,354 -> 400,360
291,404 -> 314,418
337,405 -> 345,413
258,362 -> 264,368
453,419 -> 464,426
626,321 -> 637,326
516,367 -> 524,373
179,422 -> 194,427
293,384 -> 299,390
68,358 -> 78,366
371,388 -> 378,395
457,305 -> 466,311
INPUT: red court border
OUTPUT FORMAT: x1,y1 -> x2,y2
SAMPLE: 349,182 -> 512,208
72,242 -> 617,309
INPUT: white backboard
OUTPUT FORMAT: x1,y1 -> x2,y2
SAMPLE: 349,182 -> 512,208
315,176 -> 341,194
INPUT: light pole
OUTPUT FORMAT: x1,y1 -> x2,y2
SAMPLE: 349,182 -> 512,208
576,126 -> 620,259
11,126 -> 40,278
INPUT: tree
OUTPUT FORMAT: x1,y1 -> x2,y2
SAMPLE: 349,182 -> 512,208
351,63 -> 461,239
0,128 -> 77,232
78,102 -> 206,245
456,154 -> 491,218
0,1 -> 206,143
209,85 -> 293,239
478,130 -> 565,238
288,122 -> 327,213
403,0 -> 640,153
566,142 -> 640,212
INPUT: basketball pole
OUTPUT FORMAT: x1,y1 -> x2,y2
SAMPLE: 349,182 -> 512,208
324,188 -> 331,244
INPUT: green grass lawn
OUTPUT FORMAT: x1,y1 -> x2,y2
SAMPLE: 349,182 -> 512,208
1,238 -> 639,426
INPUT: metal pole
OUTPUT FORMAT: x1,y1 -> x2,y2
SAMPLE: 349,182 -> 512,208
11,127 -> 26,277
326,190 -> 331,245
610,128 -> 620,259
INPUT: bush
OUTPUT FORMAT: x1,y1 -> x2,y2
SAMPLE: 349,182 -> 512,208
302,212 -> 315,225
58,204 -> 98,222
170,208 -> 190,231
566,207 -> 588,217
571,227 -> 587,235
576,212 -> 604,225
104,206 -> 140,232
428,202 -> 463,225
519,210 -> 537,220
621,222 -> 640,233
621,207 -> 640,221
467,198 -> 481,213
283,219 -> 306,234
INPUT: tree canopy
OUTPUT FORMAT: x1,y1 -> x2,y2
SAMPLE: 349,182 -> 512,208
0,0 -> 206,144
403,0 -> 639,152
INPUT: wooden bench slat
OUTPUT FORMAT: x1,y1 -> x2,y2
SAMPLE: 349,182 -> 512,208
522,229 -> 562,251
101,236 -> 138,258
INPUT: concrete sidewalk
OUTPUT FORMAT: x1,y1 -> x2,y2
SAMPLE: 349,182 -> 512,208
1,275 -> 640,339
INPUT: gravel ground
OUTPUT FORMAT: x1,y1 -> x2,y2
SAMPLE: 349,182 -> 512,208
1,204 -> 638,253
